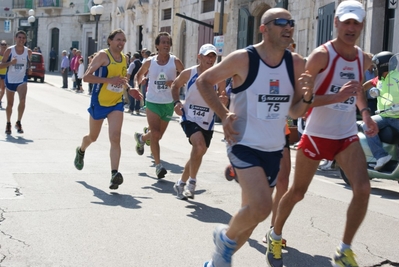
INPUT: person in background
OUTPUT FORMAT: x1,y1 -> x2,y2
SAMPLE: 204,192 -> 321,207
37,47 -> 42,53
49,47 -> 57,72
73,50 -> 82,90
60,50 -> 69,89
87,53 -> 96,95
76,57 -> 85,93
364,56 -> 377,115
0,40 -> 7,109
70,48 -> 78,90
362,51 -> 399,171
127,52 -> 142,115
0,30 -> 33,135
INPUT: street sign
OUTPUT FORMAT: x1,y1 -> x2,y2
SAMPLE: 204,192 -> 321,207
389,0 -> 397,9
4,20 -> 11,33
214,36 -> 224,56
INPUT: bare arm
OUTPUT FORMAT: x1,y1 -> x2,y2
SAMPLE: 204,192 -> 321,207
171,68 -> 191,116
133,59 -> 151,89
0,48 -> 15,69
288,53 -> 313,119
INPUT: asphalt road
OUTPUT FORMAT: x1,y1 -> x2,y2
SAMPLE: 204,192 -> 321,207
0,73 -> 398,267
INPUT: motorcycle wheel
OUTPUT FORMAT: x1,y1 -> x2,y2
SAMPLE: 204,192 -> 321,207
339,168 -> 351,186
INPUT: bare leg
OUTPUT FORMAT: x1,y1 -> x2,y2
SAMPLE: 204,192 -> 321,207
225,166 -> 273,250
273,149 -> 320,235
5,89 -> 15,122
16,83 -> 27,122
145,109 -> 169,165
271,146 -> 291,226
80,115 -> 104,152
335,141 -> 370,245
107,111 -> 123,171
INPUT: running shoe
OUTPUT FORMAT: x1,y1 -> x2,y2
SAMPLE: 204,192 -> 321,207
183,180 -> 196,199
265,228 -> 283,267
74,146 -> 85,170
134,132 -> 145,155
143,127 -> 150,146
224,165 -> 238,183
109,172 -> 124,190
332,248 -> 358,267
15,121 -> 24,134
262,232 -> 287,248
204,224 -> 236,267
155,163 -> 167,179
5,122 -> 11,135
173,181 -> 187,200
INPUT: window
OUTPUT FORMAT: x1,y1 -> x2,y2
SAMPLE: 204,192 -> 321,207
160,26 -> 171,34
202,0 -> 214,13
317,2 -> 334,46
162,8 -> 172,20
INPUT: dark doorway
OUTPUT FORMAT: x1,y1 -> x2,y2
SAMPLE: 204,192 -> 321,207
50,28 -> 59,71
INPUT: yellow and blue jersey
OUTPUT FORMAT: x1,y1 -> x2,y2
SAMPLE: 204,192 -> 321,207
91,49 -> 127,107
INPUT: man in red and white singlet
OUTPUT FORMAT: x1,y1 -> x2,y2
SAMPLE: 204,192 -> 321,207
268,1 -> 379,267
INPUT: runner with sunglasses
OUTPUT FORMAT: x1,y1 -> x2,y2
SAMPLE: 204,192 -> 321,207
266,1 -> 378,267
197,8 -> 312,267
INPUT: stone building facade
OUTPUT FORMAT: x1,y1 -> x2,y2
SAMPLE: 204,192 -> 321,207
3,0 -> 398,71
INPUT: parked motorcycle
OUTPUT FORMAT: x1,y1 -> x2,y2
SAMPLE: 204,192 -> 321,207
340,53 -> 399,185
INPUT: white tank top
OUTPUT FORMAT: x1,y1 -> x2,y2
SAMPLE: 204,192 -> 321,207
229,46 -> 295,152
180,66 -> 216,131
6,45 -> 29,83
304,41 -> 363,139
146,54 -> 177,104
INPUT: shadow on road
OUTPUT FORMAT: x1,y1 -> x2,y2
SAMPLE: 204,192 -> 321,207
184,201 -> 232,224
77,181 -> 149,209
3,135 -> 34,144
247,238 -> 332,266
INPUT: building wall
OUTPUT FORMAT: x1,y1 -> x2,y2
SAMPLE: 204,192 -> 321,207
9,0 -> 399,72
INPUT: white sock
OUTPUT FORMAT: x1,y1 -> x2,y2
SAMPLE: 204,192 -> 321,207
338,241 -> 351,252
271,228 -> 282,241
178,179 -> 186,185
188,177 -> 197,183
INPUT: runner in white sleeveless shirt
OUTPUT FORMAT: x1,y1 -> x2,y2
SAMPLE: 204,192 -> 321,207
196,8 -> 313,267
132,32 -> 184,179
267,1 -> 378,267
0,30 -> 32,135
171,44 -> 227,200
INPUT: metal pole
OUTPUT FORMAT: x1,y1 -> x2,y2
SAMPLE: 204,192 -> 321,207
95,14 -> 100,51
30,23 -> 34,49
217,0 -> 224,63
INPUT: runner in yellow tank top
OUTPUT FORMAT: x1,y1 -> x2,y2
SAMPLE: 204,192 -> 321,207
73,29 -> 142,190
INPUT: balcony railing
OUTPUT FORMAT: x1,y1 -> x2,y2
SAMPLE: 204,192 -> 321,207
38,0 -> 61,8
13,0 -> 34,9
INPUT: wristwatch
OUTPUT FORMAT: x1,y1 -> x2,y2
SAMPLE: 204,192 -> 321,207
302,93 -> 314,104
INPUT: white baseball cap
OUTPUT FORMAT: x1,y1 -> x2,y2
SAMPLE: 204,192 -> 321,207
335,0 -> 365,23
199,44 -> 217,56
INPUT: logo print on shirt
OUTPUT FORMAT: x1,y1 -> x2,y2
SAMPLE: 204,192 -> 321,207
269,79 -> 280,94
340,72 -> 355,79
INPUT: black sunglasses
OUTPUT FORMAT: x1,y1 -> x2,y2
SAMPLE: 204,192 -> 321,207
1,43 -> 6,46
265,18 -> 295,27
